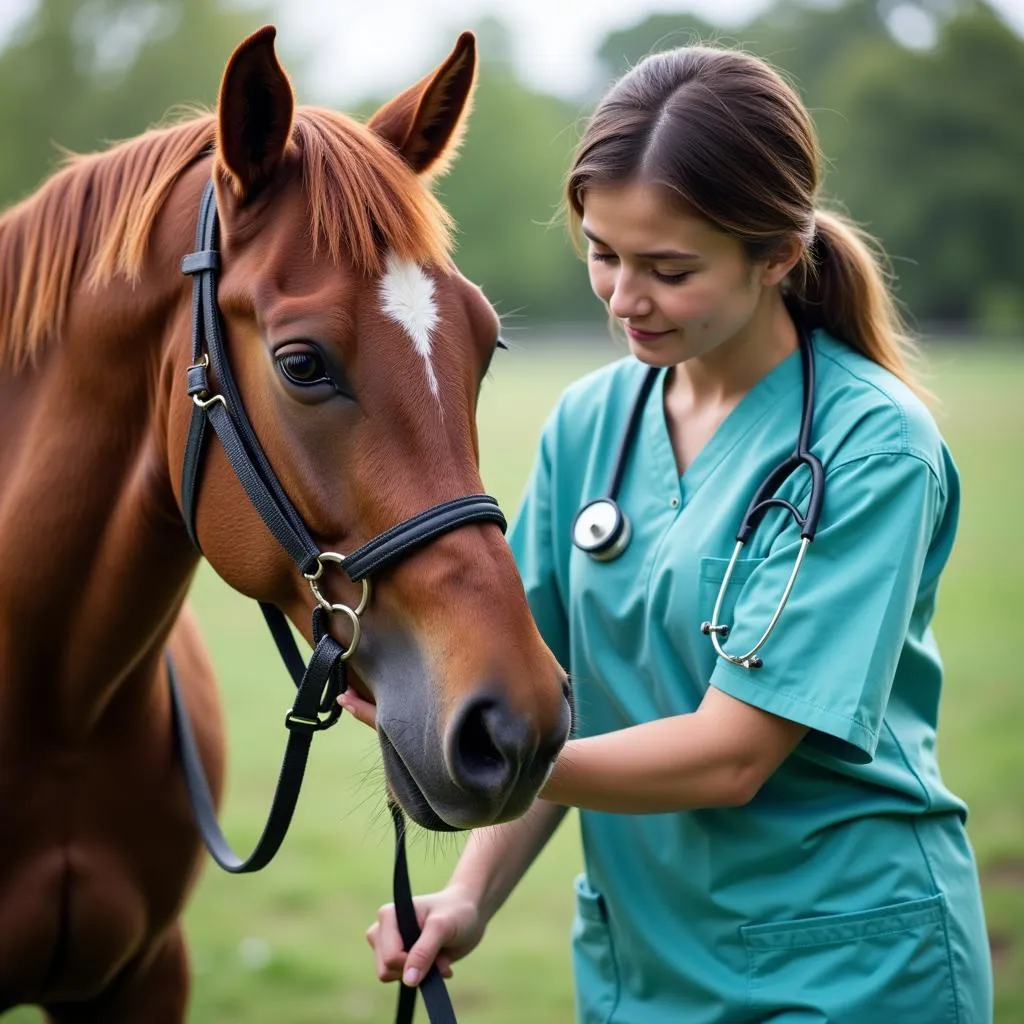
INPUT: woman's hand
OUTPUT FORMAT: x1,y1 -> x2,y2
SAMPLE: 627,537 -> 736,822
367,885 -> 486,988
337,686 -> 378,729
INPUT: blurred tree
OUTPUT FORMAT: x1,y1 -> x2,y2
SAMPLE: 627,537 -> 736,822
359,18 -> 596,325
595,11 -> 722,94
595,0 -> 1024,331
813,4 -> 1024,328
435,63 -> 594,324
0,0 -> 277,207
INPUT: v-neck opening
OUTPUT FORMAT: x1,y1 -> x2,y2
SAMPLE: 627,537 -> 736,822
649,341 -> 806,504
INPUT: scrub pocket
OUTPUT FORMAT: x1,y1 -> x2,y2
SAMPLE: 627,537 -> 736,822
741,894 -> 958,1023
698,555 -> 765,628
571,873 -> 620,1024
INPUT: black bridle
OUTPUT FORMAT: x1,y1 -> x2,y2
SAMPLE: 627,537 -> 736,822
169,178 -> 504,1023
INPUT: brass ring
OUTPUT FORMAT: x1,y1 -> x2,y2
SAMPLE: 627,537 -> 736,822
327,603 -> 361,661
305,552 -> 369,617
303,550 -> 345,583
309,576 -> 369,617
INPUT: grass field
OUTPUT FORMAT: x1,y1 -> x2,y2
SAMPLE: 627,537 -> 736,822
6,339 -> 1022,1023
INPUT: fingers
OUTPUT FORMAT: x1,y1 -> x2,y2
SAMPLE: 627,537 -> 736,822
367,905 -> 407,982
366,903 -> 456,987
400,915 -> 455,987
338,687 -> 377,729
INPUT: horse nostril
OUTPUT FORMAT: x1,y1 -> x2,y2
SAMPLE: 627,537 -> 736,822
459,703 -> 504,774
447,696 -> 528,796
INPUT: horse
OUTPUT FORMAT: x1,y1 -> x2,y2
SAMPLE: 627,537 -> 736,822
0,25 -> 572,1021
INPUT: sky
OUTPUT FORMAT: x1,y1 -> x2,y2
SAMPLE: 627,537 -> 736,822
0,0 -> 1022,103
279,0 -> 771,101
276,0 -> 1024,102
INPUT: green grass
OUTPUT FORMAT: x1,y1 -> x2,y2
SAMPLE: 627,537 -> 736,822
5,338 -> 1022,1023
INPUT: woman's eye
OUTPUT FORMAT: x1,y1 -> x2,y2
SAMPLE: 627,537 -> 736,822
589,251 -> 617,264
654,270 -> 693,284
276,349 -> 331,387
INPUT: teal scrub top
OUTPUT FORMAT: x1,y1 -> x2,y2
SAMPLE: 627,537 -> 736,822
509,331 -> 992,1024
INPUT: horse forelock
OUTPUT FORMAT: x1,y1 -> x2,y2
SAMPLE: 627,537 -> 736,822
0,107 -> 454,371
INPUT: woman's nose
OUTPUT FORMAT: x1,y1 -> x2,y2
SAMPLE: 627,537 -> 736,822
608,272 -> 651,320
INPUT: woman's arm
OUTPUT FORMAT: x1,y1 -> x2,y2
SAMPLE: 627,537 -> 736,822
449,798 -> 569,921
541,686 -> 807,813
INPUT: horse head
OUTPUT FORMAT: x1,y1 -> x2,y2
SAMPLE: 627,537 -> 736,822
170,27 -> 571,831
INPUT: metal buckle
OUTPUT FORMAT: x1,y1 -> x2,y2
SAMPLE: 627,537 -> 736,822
284,710 -> 322,733
192,393 -> 226,410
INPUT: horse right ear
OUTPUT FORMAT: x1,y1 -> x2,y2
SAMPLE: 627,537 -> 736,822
367,32 -> 477,180
217,25 -> 295,200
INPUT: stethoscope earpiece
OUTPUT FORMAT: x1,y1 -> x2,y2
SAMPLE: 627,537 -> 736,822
572,498 -> 631,562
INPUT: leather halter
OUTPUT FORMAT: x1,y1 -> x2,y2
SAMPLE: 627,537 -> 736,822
171,178 -> 503,1023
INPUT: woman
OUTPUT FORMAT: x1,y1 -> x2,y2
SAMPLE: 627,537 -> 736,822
345,45 -> 992,1023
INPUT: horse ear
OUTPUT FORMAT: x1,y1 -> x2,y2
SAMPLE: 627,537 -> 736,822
217,25 -> 294,199
367,32 -> 477,178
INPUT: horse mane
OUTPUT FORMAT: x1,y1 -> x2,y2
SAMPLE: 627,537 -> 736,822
0,108 -> 453,370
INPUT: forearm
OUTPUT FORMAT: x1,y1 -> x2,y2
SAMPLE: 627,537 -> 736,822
540,716 -> 744,813
448,798 -> 568,923
541,694 -> 806,814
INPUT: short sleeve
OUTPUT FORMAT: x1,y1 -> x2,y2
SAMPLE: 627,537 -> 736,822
508,418 -> 571,669
708,452 -> 947,763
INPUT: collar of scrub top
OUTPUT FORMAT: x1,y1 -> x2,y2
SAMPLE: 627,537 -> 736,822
572,318 -> 825,670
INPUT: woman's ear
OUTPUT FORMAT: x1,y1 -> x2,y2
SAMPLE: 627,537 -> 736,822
761,235 -> 804,287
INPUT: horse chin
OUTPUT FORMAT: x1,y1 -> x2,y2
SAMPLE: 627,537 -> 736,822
378,728 -> 461,833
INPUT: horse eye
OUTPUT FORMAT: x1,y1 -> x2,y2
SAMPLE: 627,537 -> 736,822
276,348 -> 331,387
496,336 -> 508,351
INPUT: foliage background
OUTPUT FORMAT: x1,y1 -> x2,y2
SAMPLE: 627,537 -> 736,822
0,0 -> 1021,334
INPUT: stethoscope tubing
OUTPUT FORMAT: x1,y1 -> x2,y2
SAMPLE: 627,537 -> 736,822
734,330 -> 824,545
572,320 -> 825,670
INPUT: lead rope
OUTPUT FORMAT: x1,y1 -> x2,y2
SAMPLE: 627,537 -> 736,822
391,803 -> 458,1024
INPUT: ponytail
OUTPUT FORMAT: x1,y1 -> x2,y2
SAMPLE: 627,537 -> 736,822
791,209 -> 928,399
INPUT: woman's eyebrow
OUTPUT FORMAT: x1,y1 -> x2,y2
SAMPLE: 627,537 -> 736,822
581,225 -> 701,261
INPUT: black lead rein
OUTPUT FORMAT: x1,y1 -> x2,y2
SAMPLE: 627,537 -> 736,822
169,178 -> 505,1023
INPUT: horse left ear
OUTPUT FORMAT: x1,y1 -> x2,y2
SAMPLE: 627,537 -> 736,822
217,25 -> 295,199
367,32 -> 477,178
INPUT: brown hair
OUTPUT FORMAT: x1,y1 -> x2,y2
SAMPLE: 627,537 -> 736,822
567,46 -> 924,392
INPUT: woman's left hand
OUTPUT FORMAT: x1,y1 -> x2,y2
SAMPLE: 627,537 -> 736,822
338,687 -> 378,729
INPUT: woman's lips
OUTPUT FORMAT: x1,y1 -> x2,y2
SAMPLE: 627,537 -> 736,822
626,325 -> 673,342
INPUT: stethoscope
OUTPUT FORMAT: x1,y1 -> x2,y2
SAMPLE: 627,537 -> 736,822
572,322 -> 824,670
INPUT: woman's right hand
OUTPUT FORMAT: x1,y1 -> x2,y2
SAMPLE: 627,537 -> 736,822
367,885 -> 486,988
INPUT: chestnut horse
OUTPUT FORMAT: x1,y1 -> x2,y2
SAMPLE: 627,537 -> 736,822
0,26 -> 570,1021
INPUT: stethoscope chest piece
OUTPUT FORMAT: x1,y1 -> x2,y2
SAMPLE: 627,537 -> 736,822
573,498 -> 631,562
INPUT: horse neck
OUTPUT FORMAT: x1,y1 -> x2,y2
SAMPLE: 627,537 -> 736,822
0,163 -> 207,734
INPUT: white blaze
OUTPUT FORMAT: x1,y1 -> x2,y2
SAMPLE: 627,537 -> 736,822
379,253 -> 440,399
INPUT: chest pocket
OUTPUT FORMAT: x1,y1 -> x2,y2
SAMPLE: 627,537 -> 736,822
698,555 -> 765,630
